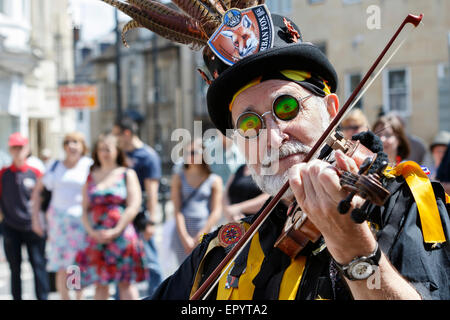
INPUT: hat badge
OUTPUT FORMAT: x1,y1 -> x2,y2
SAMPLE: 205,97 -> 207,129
207,4 -> 275,66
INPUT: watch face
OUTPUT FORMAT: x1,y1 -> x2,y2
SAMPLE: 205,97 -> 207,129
350,261 -> 375,280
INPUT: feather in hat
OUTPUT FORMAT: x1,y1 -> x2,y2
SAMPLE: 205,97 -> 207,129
100,0 -> 266,49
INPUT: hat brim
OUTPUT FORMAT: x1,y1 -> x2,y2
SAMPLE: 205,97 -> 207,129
8,142 -> 27,147
207,43 -> 338,136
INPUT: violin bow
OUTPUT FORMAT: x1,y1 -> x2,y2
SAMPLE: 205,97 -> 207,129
190,13 -> 424,300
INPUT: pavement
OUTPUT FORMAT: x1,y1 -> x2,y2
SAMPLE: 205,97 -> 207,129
0,201 -> 181,300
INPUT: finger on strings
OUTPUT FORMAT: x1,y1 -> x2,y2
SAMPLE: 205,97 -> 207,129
317,166 -> 348,204
288,164 -> 305,204
335,150 -> 358,173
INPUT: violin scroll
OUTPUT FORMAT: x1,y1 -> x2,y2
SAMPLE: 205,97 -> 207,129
338,158 -> 390,224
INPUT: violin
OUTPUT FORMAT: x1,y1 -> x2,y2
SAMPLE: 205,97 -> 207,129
273,131 -> 391,259
190,13 -> 423,300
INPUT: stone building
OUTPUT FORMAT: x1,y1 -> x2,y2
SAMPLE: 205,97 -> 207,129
87,0 -> 450,168
0,0 -> 77,164
291,0 -> 450,144
88,25 -> 212,173
85,1 -> 294,173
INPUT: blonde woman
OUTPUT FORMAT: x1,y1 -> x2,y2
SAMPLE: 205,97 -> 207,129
340,109 -> 370,140
31,132 -> 93,300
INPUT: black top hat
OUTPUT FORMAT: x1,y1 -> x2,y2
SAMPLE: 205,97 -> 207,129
204,14 -> 338,136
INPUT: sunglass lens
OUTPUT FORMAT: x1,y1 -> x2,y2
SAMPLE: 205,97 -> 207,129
237,113 -> 262,138
273,95 -> 300,121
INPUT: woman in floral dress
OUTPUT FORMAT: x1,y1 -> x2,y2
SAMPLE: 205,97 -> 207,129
76,133 -> 146,300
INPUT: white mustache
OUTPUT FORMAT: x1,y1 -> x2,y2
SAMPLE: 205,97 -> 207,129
261,140 -> 312,167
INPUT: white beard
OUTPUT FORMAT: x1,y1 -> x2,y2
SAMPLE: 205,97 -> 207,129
249,165 -> 294,199
247,102 -> 331,199
247,139 -> 312,199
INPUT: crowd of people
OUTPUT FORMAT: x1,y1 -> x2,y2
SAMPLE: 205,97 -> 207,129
342,109 -> 450,183
0,115 -> 272,300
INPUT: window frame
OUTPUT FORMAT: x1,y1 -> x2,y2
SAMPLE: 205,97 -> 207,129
437,62 -> 450,132
308,0 -> 325,5
342,0 -> 362,5
127,60 -> 140,109
0,0 -> 8,15
382,67 -> 412,116
265,0 -> 292,15
345,71 -> 363,109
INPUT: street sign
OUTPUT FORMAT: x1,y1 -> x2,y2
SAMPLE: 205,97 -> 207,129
59,85 -> 98,110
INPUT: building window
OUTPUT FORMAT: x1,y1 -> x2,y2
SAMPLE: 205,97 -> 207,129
158,62 -> 175,103
345,72 -> 363,109
127,61 -> 140,109
100,81 -> 116,111
343,0 -> 361,4
265,0 -> 292,15
438,63 -> 450,131
0,0 -> 6,14
22,0 -> 29,19
101,63 -> 116,111
383,68 -> 411,115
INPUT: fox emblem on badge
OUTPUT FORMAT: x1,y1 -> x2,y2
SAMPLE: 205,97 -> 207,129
220,15 -> 258,58
208,5 -> 274,66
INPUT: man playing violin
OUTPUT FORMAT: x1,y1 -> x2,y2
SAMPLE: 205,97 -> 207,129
150,13 -> 450,300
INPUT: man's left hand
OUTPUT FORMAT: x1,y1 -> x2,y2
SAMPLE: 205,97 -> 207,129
288,150 -> 377,265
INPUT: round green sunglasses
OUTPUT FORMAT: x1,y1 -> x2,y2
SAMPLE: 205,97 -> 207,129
234,94 -> 313,139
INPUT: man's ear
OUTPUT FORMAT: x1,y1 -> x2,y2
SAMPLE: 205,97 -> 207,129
324,93 -> 339,118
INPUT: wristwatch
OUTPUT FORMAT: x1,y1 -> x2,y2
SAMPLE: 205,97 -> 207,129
332,242 -> 382,281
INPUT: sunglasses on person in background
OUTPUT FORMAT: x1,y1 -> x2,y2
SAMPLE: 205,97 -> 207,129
341,125 -> 362,131
63,139 -> 79,145
377,131 -> 395,139
234,94 -> 313,139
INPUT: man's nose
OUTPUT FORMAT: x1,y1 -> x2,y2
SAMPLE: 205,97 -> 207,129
264,116 -> 288,149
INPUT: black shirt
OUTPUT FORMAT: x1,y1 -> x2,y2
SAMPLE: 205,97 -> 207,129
0,164 -> 42,232
227,164 -> 262,207
152,176 -> 450,300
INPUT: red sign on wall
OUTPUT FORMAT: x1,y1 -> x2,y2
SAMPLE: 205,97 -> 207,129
59,85 -> 98,109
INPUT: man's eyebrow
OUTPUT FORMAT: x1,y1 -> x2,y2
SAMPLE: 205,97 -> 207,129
242,105 -> 257,113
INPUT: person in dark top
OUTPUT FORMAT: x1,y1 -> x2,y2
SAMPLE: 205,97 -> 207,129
114,118 -> 164,297
436,142 -> 450,195
223,164 -> 269,221
105,1 -> 450,301
0,132 -> 49,300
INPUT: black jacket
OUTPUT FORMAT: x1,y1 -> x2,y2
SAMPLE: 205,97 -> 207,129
152,176 -> 450,300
